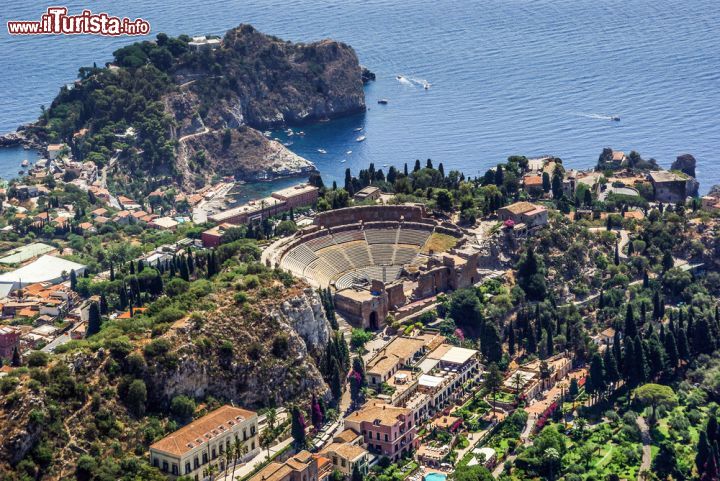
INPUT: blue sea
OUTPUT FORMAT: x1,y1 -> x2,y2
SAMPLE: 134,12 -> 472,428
1,0 -> 719,195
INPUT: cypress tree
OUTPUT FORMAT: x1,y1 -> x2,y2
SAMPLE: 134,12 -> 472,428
588,353 -> 606,399
603,346 -> 620,386
625,304 -> 637,338
664,330 -> 679,369
613,330 -> 623,370
70,269 -> 77,291
11,346 -> 22,367
676,328 -> 690,361
614,242 -> 620,265
99,293 -> 109,315
527,324 -> 537,354
110,263 -> 115,282
508,327 -> 516,356
86,302 -> 101,337
632,336 -> 648,384
290,405 -> 307,448
545,328 -> 554,357
697,431 -> 712,476
414,159 -> 421,172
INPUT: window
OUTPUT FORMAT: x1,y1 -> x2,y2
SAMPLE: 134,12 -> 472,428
162,461 -> 168,472
375,432 -> 380,440
202,453 -> 208,464
194,457 -> 200,469
153,458 -> 159,467
251,441 -> 255,450
212,448 -> 217,459
341,459 -> 346,468
384,434 -> 389,442
185,463 -> 191,474
243,429 -> 247,440
172,464 -> 178,475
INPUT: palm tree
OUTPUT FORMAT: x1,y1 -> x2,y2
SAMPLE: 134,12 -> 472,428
512,372 -> 525,400
261,432 -> 273,459
266,408 -> 277,431
224,446 -> 234,479
207,463 -> 218,481
230,437 -> 242,480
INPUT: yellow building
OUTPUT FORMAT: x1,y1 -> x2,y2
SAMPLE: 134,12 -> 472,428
320,443 -> 369,478
149,405 -> 259,479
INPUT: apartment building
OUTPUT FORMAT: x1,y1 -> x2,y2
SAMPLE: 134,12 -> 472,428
320,443 -> 369,478
343,402 -> 418,461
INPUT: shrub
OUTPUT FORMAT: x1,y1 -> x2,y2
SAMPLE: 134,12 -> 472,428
143,338 -> 171,358
272,335 -> 289,357
26,351 -> 49,367
350,329 -> 373,349
155,307 -> 184,324
244,274 -> 260,289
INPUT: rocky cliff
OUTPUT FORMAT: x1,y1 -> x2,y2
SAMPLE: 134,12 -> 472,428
147,288 -> 331,408
166,24 -> 366,186
671,153 -> 697,178
180,24 -> 366,130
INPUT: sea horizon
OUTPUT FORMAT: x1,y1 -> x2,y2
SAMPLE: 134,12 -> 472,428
2,0 -> 719,194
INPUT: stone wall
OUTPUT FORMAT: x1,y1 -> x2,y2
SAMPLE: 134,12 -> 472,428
314,205 -> 426,229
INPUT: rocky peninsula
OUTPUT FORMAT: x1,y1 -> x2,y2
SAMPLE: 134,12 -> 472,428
7,24 -> 370,192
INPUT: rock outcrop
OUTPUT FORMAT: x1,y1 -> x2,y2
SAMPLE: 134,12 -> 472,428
162,24 -> 367,186
147,288 -> 331,408
671,153 -> 697,178
188,24 -> 366,129
179,126 -> 315,185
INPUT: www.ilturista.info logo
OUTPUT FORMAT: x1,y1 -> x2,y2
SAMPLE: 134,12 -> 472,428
7,7 -> 150,36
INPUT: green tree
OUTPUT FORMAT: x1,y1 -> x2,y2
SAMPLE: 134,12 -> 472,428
633,383 -> 678,424
86,302 -> 101,337
290,405 -> 307,448
542,172 -> 551,193
170,395 -> 196,422
484,363 -> 503,420
125,379 -> 147,417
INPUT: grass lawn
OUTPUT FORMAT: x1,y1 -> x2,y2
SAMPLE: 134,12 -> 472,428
421,233 -> 458,254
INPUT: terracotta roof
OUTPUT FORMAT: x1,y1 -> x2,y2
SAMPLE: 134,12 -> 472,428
249,451 -> 315,481
321,442 -> 367,462
366,336 -> 426,376
623,210 -> 644,220
346,401 -> 410,427
334,428 -> 361,444
524,175 -> 543,186
611,151 -> 625,162
501,201 -> 538,215
150,405 -> 257,457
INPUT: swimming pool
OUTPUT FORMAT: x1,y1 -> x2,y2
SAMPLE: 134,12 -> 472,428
424,473 -> 447,481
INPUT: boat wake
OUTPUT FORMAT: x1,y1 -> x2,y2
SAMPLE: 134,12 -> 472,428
396,75 -> 431,89
574,112 -> 620,121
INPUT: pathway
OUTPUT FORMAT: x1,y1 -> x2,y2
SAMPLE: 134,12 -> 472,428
588,227 -> 629,259
636,416 -> 652,472
218,436 -> 294,481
